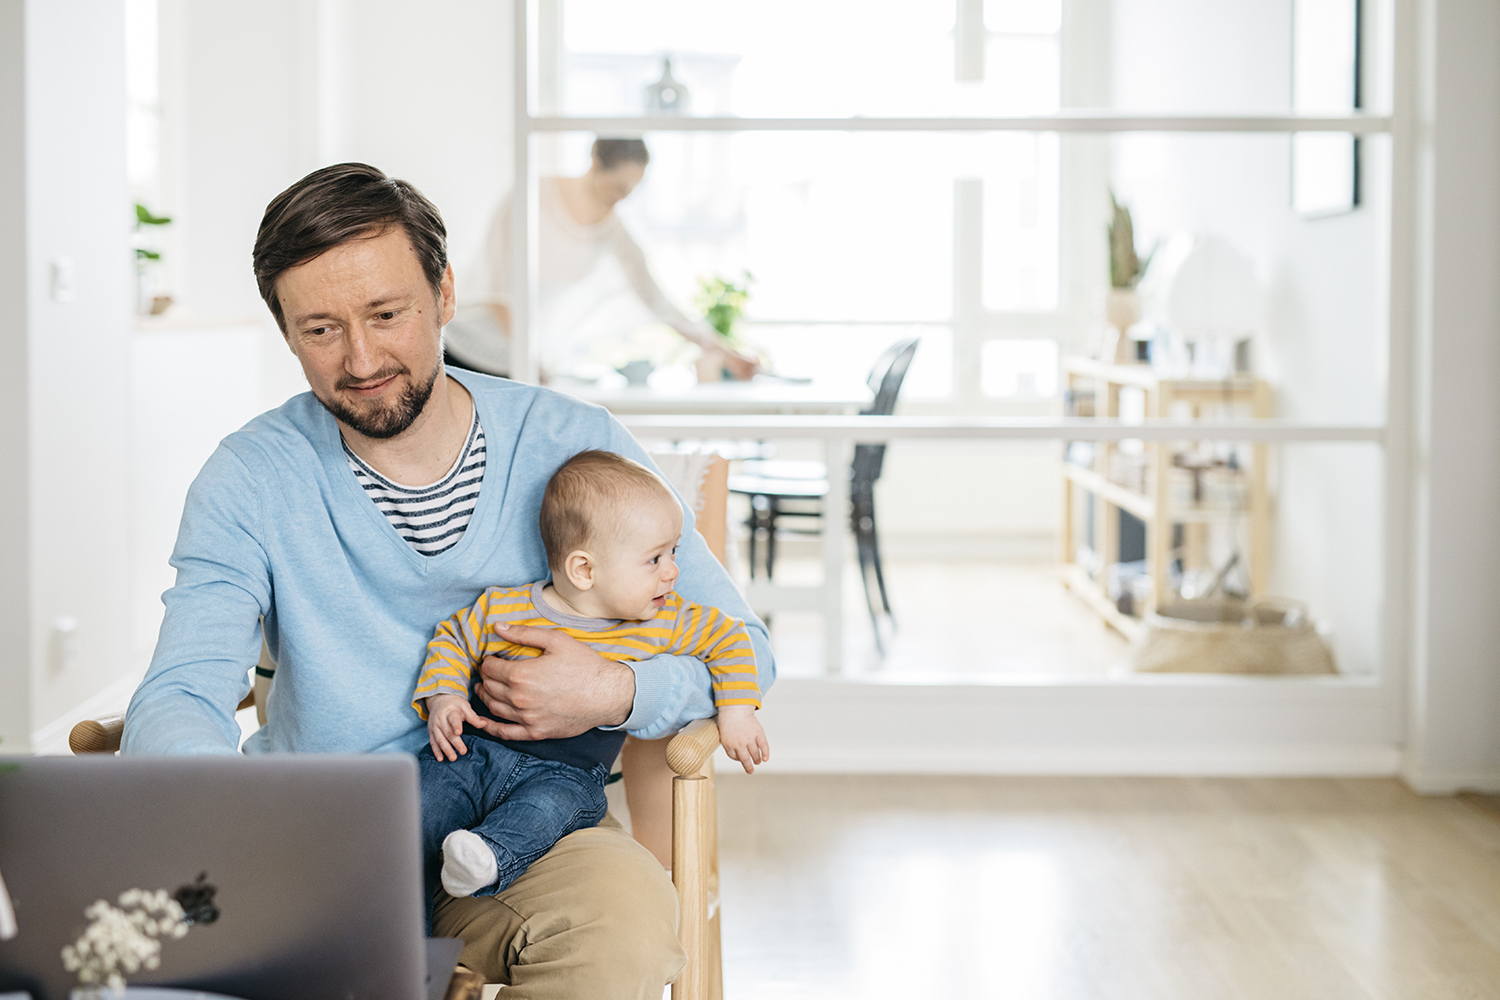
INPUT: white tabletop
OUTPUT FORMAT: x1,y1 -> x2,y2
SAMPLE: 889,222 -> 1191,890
555,373 -> 871,415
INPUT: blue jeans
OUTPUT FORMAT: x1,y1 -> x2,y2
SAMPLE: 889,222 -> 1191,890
417,741 -> 609,912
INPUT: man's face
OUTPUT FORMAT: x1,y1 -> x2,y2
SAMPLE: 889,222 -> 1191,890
275,227 -> 455,439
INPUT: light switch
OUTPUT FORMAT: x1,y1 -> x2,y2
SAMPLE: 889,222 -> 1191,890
52,615 -> 79,674
50,256 -> 75,302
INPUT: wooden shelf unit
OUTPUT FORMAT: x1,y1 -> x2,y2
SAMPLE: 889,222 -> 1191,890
1060,356 -> 1273,637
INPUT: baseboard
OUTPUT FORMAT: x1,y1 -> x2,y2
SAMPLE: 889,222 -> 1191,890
726,744 -> 1402,778
877,532 -> 1057,562
29,671 -> 143,756
1399,764 -> 1500,795
749,532 -> 1058,564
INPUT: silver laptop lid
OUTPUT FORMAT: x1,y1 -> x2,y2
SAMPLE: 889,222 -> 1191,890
0,755 -> 426,1000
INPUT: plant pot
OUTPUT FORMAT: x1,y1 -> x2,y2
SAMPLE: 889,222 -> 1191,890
1105,287 -> 1141,334
695,345 -> 728,383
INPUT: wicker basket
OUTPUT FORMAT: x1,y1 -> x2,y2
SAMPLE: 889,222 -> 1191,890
1128,597 -> 1336,675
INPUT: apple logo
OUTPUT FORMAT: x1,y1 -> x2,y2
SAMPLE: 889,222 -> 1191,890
172,872 -> 219,925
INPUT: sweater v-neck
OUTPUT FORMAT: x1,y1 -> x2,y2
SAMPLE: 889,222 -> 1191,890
316,369 -> 501,573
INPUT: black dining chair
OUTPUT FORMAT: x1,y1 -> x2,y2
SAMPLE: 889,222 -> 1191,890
728,338 -> 920,654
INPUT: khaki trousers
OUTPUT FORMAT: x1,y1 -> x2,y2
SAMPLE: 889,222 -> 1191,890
431,813 -> 686,998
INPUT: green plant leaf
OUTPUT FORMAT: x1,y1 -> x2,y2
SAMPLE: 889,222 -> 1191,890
135,203 -> 173,227
136,248 -> 161,261
1107,188 -> 1144,289
694,270 -> 755,344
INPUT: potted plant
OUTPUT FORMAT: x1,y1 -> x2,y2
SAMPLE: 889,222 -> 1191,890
693,271 -> 754,381
133,202 -> 173,316
1106,190 -> 1155,355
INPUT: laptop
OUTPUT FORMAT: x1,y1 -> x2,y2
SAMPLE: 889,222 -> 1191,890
0,755 -> 460,1000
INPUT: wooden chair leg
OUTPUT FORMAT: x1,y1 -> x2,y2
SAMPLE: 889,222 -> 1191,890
672,773 -> 710,1000
706,766 -> 723,1000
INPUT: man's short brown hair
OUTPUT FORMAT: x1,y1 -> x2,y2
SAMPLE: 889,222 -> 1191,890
540,451 -> 673,571
252,162 -> 448,332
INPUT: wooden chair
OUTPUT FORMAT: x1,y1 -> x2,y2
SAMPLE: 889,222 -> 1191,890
69,455 -> 734,1000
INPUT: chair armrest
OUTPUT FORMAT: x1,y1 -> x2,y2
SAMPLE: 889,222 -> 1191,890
69,713 -> 125,754
67,692 -> 257,755
665,718 -> 720,776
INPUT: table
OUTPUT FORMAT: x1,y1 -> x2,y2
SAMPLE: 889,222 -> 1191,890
554,374 -> 871,416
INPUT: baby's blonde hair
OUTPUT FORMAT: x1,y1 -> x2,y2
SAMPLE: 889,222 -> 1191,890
539,450 -> 672,573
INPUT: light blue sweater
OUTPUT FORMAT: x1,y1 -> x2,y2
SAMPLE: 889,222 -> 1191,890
122,369 -> 774,756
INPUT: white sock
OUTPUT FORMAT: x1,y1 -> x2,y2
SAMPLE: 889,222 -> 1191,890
440,829 -> 499,897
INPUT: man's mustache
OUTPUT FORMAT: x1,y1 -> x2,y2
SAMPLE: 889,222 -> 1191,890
336,366 -> 408,391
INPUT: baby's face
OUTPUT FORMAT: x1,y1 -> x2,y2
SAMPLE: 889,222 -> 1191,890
590,490 -> 684,621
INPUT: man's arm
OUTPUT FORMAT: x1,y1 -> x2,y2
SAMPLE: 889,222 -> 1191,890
122,444 -> 271,755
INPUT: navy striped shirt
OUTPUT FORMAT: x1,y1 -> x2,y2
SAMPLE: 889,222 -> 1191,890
343,411 -> 485,556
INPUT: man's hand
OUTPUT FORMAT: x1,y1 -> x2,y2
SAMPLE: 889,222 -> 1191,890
474,624 -> 636,740
426,694 -> 486,762
716,705 -> 770,774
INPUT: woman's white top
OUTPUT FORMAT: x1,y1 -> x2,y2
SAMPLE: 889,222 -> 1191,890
445,177 -> 700,375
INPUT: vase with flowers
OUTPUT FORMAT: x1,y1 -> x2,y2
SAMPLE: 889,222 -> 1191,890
692,271 -> 754,382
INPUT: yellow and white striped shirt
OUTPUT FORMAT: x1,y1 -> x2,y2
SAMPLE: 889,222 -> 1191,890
413,580 -> 760,719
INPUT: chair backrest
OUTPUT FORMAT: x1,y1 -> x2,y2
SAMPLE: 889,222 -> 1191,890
862,337 -> 921,417
853,338 -> 920,487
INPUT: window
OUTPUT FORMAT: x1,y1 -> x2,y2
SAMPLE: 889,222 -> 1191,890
553,1 -> 1066,402
125,0 -> 161,207
980,338 -> 1059,397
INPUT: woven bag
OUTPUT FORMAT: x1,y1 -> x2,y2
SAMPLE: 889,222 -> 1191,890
1129,597 -> 1336,675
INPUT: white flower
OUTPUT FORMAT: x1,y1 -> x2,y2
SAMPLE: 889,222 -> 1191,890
59,887 -> 193,991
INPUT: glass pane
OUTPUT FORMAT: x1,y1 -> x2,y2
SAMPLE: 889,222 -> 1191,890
981,339 -> 1059,397
1103,131 -> 1388,424
1106,1 -> 1301,114
560,0 -> 1060,119
985,0 -> 1063,36
981,132 -> 1060,311
744,324 -> 953,400
609,132 -> 956,323
125,0 -> 159,197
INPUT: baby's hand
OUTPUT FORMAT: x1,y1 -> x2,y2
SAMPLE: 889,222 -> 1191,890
426,694 -> 485,762
717,705 -> 769,775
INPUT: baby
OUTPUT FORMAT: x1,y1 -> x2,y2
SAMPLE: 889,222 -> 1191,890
412,449 -> 769,902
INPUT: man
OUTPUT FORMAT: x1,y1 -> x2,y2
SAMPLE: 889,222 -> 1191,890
123,163 -> 774,999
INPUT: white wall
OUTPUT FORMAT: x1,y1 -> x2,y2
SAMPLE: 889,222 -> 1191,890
1108,0 -> 1386,674
0,0 -> 30,751
0,0 -> 136,752
167,0 -> 513,325
1404,0 -> 1500,791
332,0 -> 515,283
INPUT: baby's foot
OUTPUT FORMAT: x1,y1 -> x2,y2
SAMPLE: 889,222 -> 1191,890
440,830 -> 498,897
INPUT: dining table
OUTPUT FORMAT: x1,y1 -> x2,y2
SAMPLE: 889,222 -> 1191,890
553,371 -> 872,415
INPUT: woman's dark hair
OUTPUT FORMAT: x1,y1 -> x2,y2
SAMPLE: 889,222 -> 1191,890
253,162 -> 448,332
591,138 -> 651,171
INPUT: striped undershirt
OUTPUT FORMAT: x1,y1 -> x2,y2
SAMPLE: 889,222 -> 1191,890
343,409 -> 486,557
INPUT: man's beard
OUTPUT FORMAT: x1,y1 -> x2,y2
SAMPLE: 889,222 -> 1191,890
317,358 -> 442,439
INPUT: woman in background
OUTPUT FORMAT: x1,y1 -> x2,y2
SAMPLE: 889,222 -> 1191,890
445,138 -> 757,380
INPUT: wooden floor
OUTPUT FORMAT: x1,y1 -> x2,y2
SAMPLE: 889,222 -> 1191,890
713,774 -> 1500,1000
